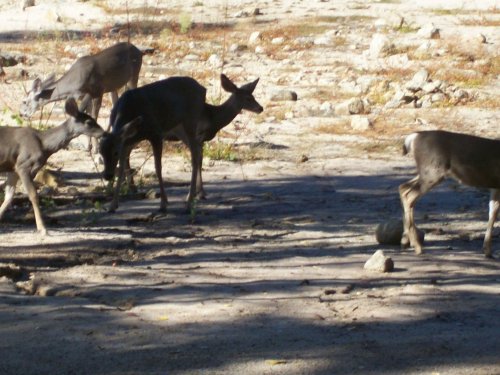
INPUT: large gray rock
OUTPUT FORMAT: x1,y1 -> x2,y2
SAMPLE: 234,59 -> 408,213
364,250 -> 394,273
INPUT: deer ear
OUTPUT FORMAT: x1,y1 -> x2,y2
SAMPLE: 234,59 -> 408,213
64,97 -> 79,117
241,77 -> 259,94
31,78 -> 42,93
43,73 -> 56,87
220,74 -> 238,93
121,116 -> 143,141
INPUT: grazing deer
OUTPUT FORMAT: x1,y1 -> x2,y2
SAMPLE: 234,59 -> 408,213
99,74 -> 263,213
400,130 -> 500,257
20,42 -> 144,150
0,98 -> 104,234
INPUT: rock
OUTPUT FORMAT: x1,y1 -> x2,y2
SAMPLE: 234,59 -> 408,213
234,10 -> 250,18
406,68 -> 429,91
229,43 -> 247,52
146,189 -> 157,200
255,46 -> 266,54
319,101 -> 335,116
369,34 -> 394,58
0,263 -> 23,280
249,31 -> 261,45
271,37 -> 285,45
207,54 -> 223,68
253,8 -> 262,16
376,219 -> 404,245
422,81 -> 440,94
364,250 -> 394,273
335,98 -> 365,115
34,169 -> 61,188
417,23 -> 440,39
63,45 -> 91,58
453,89 -> 469,102
22,0 -> 35,10
431,93 -> 446,103
376,219 -> 425,245
386,53 -> 410,69
314,34 -> 332,46
351,116 -> 372,131
270,90 -> 298,101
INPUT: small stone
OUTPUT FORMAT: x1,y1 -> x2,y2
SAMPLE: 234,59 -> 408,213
255,46 -> 266,54
406,68 -> 429,91
376,219 -> 404,245
271,37 -> 285,45
369,34 -> 394,58
350,116 -> 372,131
249,31 -> 261,45
417,23 -> 440,39
22,0 -> 35,10
431,93 -> 446,103
298,154 -> 309,163
146,189 -> 157,200
422,81 -> 440,94
269,90 -> 298,101
364,250 -> 394,273
207,54 -> 223,68
335,98 -> 365,116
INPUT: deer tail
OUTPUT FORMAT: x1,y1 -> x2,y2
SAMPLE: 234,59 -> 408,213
403,133 -> 418,156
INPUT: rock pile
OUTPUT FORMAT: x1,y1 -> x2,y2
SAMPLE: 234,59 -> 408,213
385,68 -> 472,109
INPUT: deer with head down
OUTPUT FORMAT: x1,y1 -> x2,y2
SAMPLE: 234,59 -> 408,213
0,98 -> 104,234
99,74 -> 263,213
400,130 -> 500,258
20,42 -> 144,151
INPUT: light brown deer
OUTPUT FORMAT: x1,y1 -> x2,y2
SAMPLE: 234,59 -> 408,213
400,130 -> 500,257
0,98 -> 104,234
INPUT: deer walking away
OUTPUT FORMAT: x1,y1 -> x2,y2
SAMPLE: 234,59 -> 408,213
400,130 -> 500,257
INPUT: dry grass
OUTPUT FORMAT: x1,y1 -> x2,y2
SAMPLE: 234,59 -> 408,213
459,17 -> 500,27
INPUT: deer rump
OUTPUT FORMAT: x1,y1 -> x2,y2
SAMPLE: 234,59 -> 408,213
405,130 -> 500,190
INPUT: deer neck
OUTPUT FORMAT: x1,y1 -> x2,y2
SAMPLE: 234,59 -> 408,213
39,121 -> 76,155
205,95 -> 241,134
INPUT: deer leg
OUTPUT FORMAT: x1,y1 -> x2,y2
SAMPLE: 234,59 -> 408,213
186,140 -> 202,208
152,140 -> 167,213
399,176 -> 424,254
109,145 -> 129,213
196,147 -> 206,200
483,189 -> 500,258
18,170 -> 46,235
0,173 -> 19,220
124,156 -> 137,193
79,94 -> 92,113
89,96 -> 103,154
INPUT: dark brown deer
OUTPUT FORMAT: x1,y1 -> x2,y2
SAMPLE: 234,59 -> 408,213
99,74 -> 263,213
20,42 -> 144,150
400,130 -> 500,257
0,98 -> 104,234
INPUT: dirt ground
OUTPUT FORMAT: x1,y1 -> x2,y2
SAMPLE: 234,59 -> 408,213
0,1 -> 499,374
